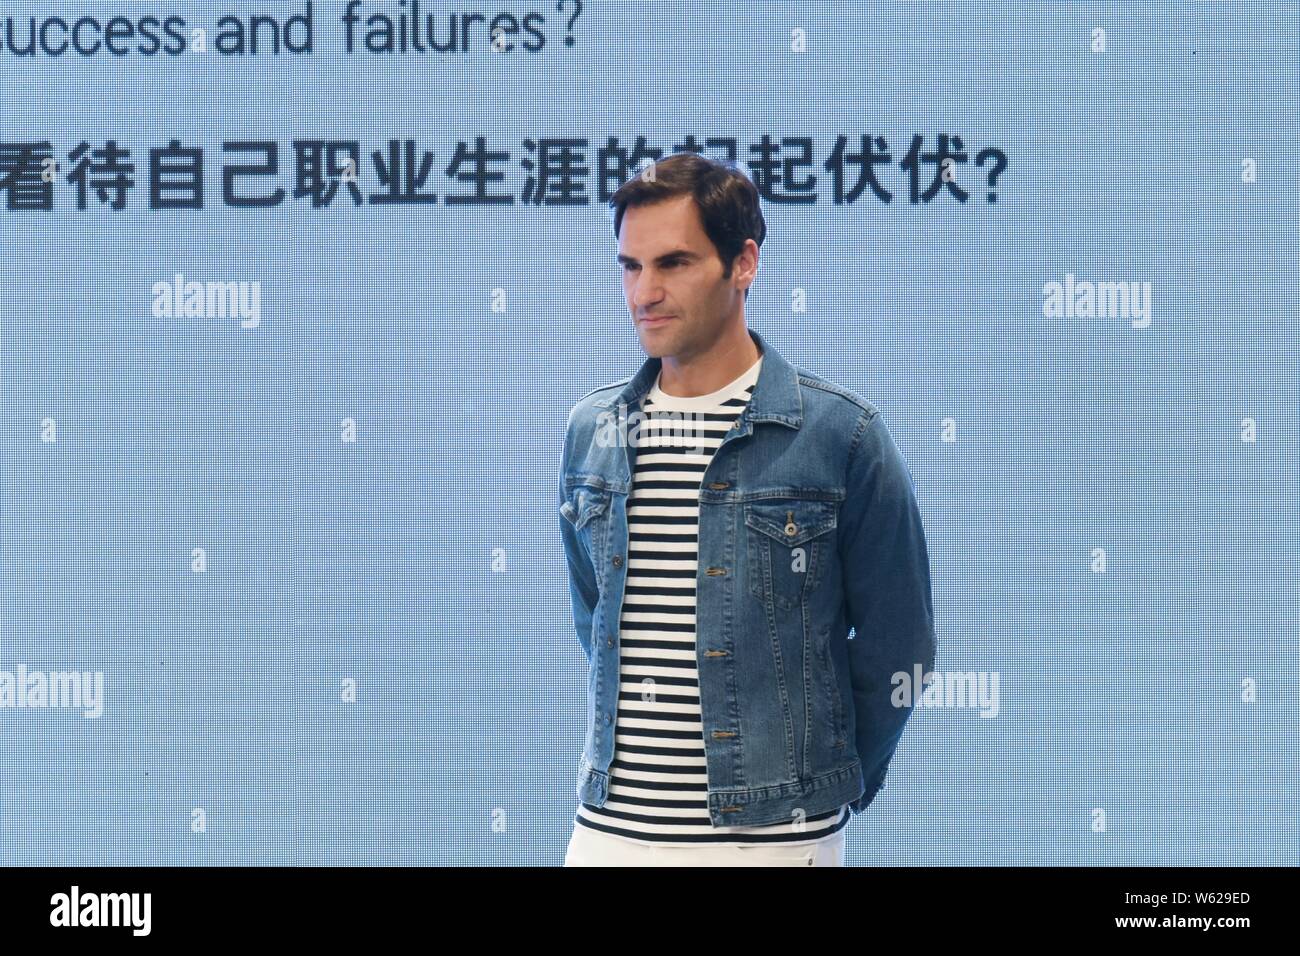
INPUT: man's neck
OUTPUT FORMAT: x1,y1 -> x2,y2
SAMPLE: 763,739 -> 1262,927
658,326 -> 762,398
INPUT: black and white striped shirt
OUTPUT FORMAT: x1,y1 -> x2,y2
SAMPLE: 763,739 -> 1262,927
575,354 -> 850,845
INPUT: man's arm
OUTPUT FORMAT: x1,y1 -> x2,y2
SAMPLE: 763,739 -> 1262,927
839,407 -> 938,814
559,411 -> 600,663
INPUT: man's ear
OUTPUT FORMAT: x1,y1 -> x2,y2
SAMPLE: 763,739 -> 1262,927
740,239 -> 759,293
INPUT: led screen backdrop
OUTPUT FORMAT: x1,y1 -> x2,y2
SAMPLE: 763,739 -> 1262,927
1,1 -> 1297,865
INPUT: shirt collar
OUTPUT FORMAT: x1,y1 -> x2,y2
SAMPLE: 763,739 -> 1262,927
592,326 -> 803,431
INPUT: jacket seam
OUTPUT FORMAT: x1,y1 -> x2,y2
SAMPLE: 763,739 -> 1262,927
795,373 -> 876,417
842,405 -> 879,491
576,376 -> 632,404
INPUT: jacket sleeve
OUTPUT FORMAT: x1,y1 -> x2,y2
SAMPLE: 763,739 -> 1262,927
840,407 -> 938,814
559,409 -> 600,662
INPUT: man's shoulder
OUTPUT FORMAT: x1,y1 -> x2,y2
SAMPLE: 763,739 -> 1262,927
791,364 -> 881,425
564,376 -> 633,430
576,376 -> 632,405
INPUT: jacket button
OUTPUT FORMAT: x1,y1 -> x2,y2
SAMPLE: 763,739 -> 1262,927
611,554 -> 622,567
606,638 -> 614,648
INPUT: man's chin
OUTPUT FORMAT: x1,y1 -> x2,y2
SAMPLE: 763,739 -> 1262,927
637,331 -> 673,357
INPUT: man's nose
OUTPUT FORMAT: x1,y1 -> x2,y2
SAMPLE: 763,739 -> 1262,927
632,270 -> 665,306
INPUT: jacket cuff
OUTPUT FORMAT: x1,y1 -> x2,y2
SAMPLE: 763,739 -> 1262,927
849,772 -> 887,815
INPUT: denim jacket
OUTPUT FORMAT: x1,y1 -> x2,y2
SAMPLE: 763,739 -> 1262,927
558,327 -> 937,828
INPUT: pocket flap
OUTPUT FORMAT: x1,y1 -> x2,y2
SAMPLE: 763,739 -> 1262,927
561,486 -> 609,530
745,499 -> 837,546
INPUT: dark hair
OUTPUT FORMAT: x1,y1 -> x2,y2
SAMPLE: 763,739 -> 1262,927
609,152 -> 766,300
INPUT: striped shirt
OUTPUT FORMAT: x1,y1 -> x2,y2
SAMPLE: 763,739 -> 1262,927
574,353 -> 850,846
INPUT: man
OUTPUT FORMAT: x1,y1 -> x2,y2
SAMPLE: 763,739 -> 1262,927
558,152 -> 937,866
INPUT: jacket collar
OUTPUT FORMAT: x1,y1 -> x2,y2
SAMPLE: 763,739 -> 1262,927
592,326 -> 803,430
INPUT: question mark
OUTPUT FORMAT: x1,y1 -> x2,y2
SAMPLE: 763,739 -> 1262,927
557,0 -> 583,47
975,148 -> 1007,203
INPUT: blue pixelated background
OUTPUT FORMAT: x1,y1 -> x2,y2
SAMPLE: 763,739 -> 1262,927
1,1 -> 1296,864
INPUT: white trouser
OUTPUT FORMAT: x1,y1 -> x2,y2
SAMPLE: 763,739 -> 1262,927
564,822 -> 846,867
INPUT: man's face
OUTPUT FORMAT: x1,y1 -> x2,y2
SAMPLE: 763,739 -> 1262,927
617,194 -> 747,360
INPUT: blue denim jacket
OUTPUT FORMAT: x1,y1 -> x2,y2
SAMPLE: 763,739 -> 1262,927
558,327 -> 937,828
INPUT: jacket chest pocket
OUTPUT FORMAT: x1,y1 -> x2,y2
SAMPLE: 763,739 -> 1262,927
744,499 -> 837,611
